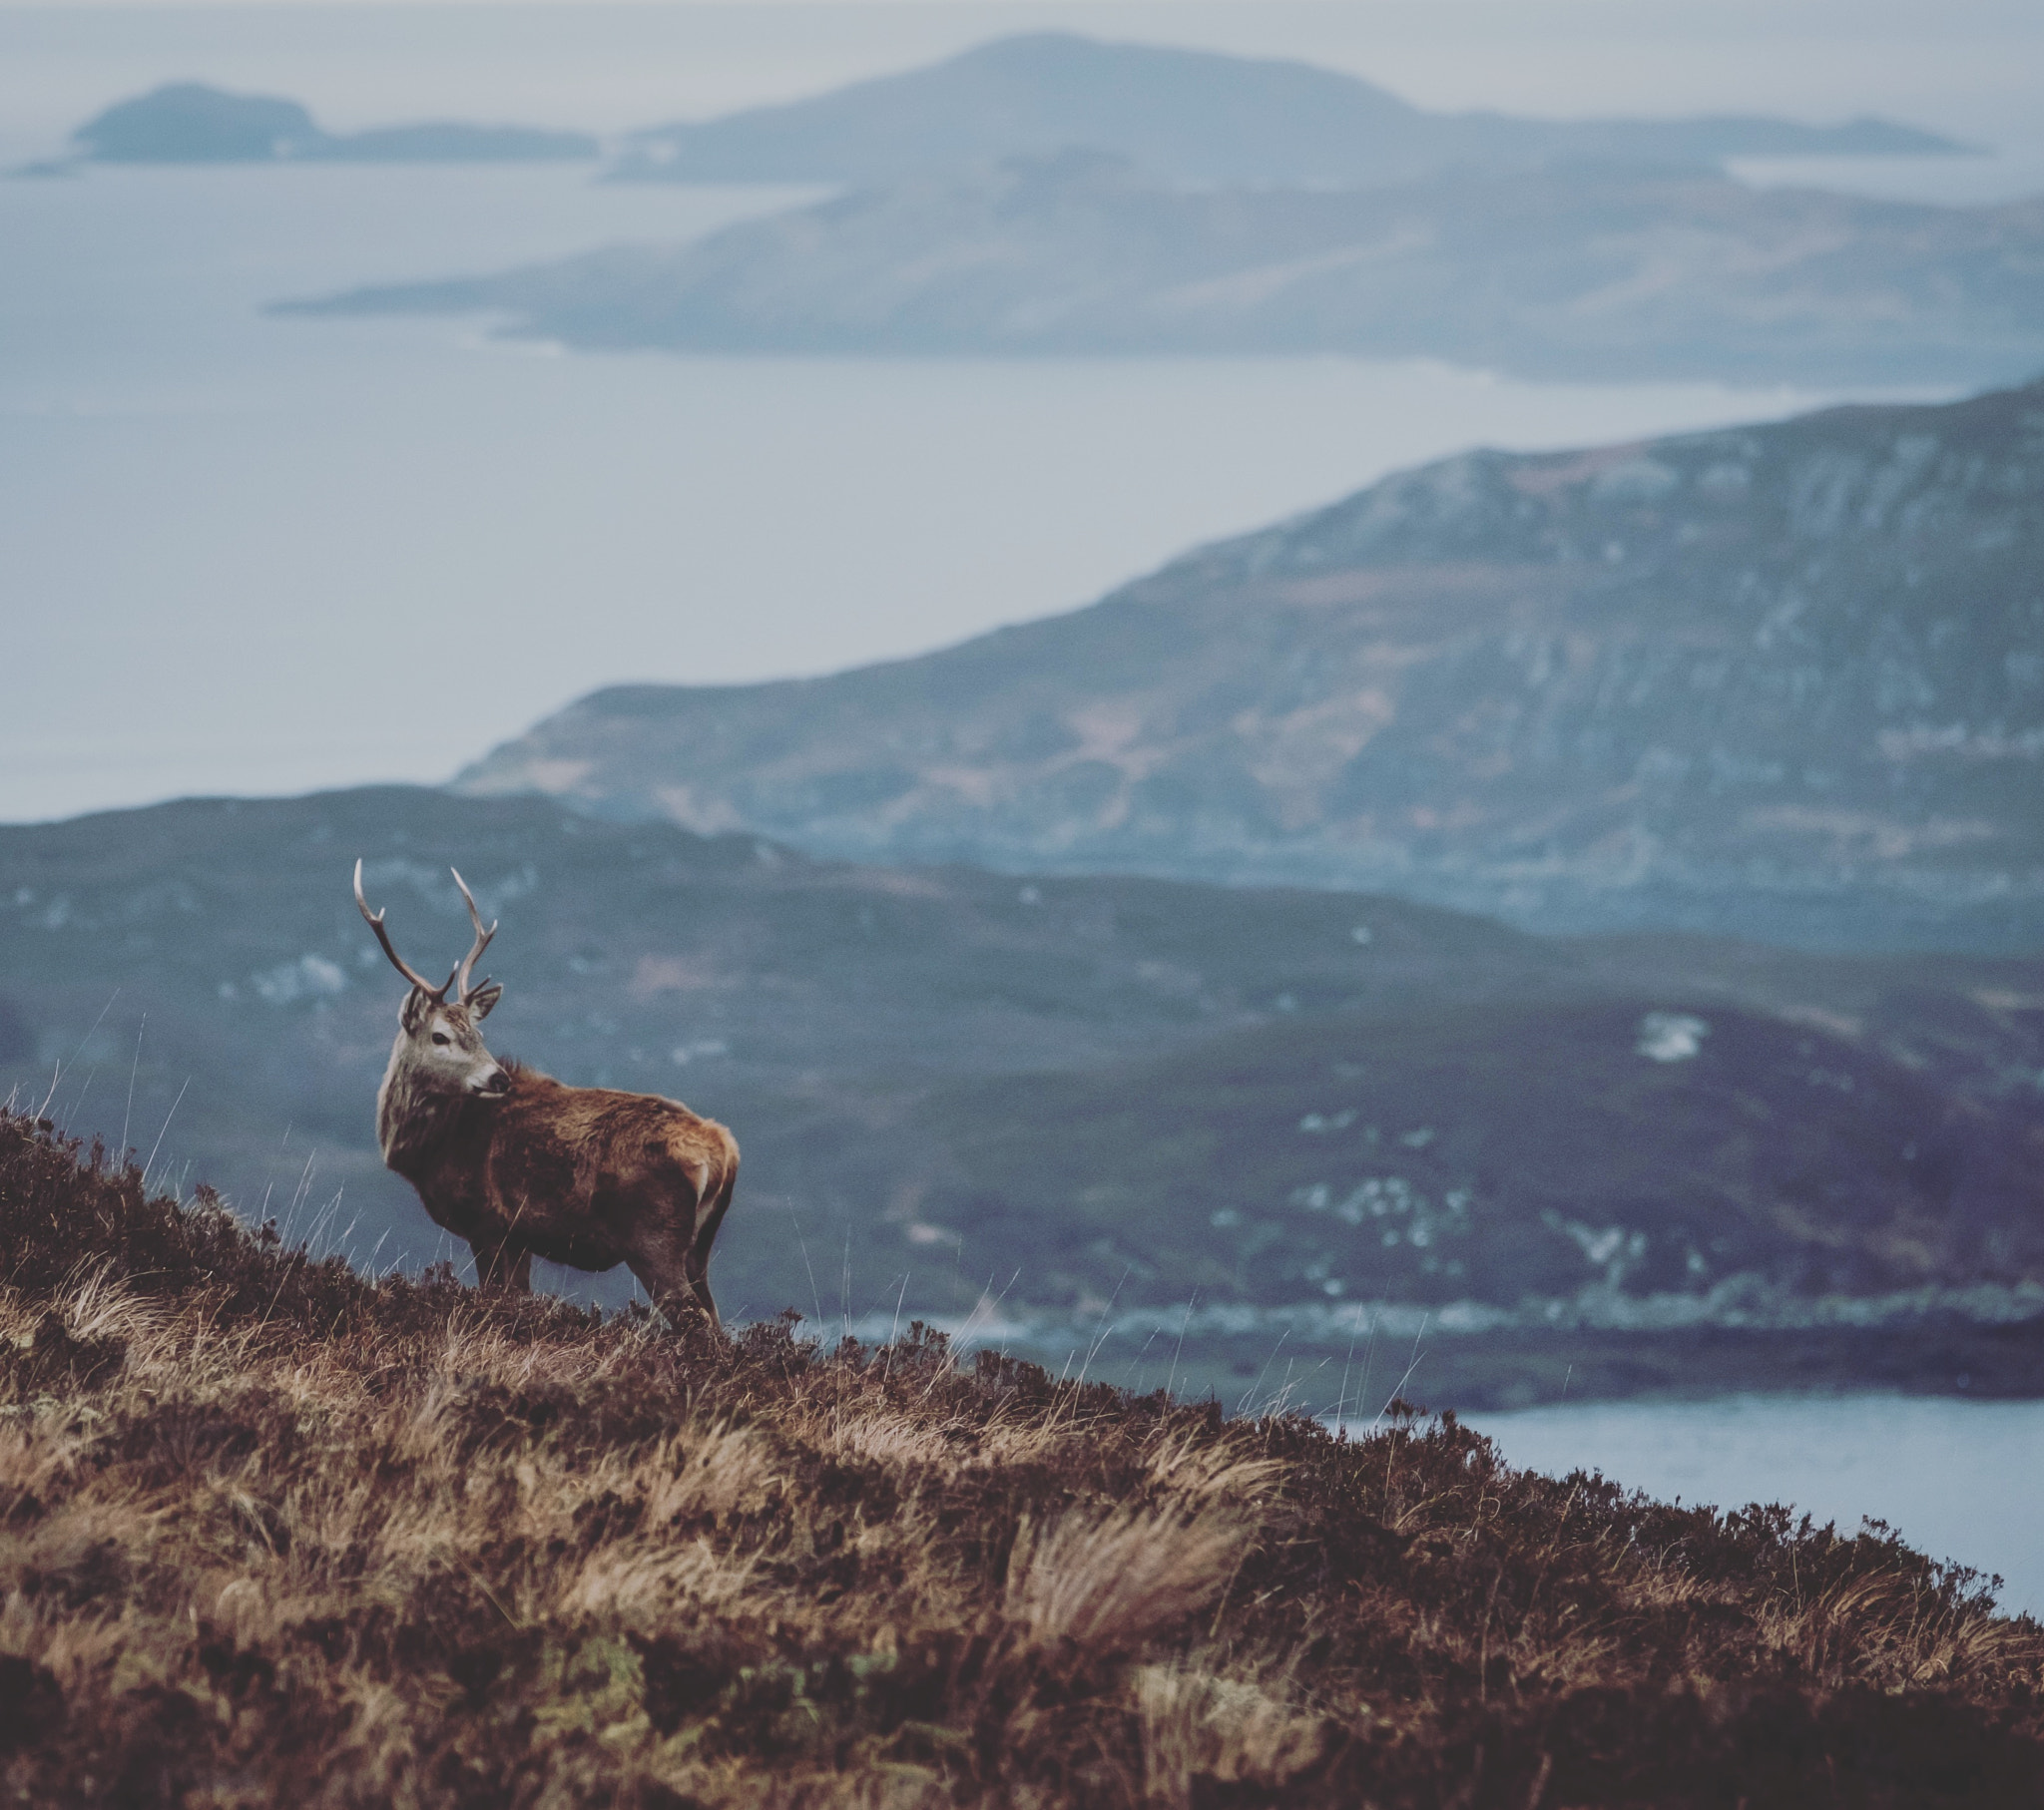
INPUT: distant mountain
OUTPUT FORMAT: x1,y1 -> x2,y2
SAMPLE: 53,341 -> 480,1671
613,33 -> 1968,188
3,786 -> 2039,1407
70,82 -> 598,165
459,380 -> 2044,953
286,155 -> 2044,386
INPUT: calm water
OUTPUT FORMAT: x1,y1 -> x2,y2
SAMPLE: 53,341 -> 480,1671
1460,1395 -> 2044,1620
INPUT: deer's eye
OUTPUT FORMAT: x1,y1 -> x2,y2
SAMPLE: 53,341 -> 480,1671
431,1032 -> 451,1047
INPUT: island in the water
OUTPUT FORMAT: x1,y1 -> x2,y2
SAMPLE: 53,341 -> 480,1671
66,81 -> 599,165
283,151 -> 2044,387
611,31 -> 1972,187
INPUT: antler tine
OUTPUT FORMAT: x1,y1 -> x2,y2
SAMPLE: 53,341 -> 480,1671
353,858 -> 448,999
448,867 -> 499,1003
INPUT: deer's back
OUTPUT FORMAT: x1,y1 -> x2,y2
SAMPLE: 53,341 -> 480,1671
475,1069 -> 738,1265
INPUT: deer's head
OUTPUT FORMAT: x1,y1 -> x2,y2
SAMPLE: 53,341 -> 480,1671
353,859 -> 510,1101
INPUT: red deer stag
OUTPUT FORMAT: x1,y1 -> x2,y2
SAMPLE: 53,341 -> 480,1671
352,859 -> 738,1329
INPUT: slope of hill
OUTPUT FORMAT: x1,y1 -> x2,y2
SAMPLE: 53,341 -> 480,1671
2,786 -> 2038,1407
458,380 -> 2044,953
6,1113 -> 2038,1806
829,994 -> 2044,1308
805,990 -> 2044,1404
288,155 -> 2044,386
69,81 -> 598,164
612,32 -> 1966,188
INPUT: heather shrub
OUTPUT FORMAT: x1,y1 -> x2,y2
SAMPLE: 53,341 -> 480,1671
1,1109 -> 2038,1807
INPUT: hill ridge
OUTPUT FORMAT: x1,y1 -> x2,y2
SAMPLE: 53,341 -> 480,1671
457,377 -> 2044,952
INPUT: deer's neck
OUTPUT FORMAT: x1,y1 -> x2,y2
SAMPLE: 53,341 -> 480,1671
376,1060 -> 481,1181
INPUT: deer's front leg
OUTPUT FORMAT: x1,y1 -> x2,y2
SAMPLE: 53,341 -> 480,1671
471,1236 -> 533,1293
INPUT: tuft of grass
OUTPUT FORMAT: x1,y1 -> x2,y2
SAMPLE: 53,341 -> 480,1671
0,1107 -> 2040,1807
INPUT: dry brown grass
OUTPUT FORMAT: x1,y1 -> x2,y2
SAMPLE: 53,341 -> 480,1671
1,1110 -> 2041,1807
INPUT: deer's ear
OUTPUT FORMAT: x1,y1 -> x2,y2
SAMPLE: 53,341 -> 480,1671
400,988 -> 434,1033
468,982 -> 503,1022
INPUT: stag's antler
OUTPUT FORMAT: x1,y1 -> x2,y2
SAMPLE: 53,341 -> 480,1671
448,868 -> 498,1004
353,858 -> 450,999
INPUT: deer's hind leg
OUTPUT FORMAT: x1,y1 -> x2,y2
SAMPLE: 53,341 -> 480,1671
625,1239 -> 718,1333
622,1136 -> 733,1334
684,1159 -> 738,1332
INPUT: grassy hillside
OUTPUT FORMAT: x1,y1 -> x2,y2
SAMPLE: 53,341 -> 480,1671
2,1109 -> 2040,1806
822,995 -> 2044,1309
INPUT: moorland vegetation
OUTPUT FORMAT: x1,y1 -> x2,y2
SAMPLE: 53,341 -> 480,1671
1,1106 -> 2040,1806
